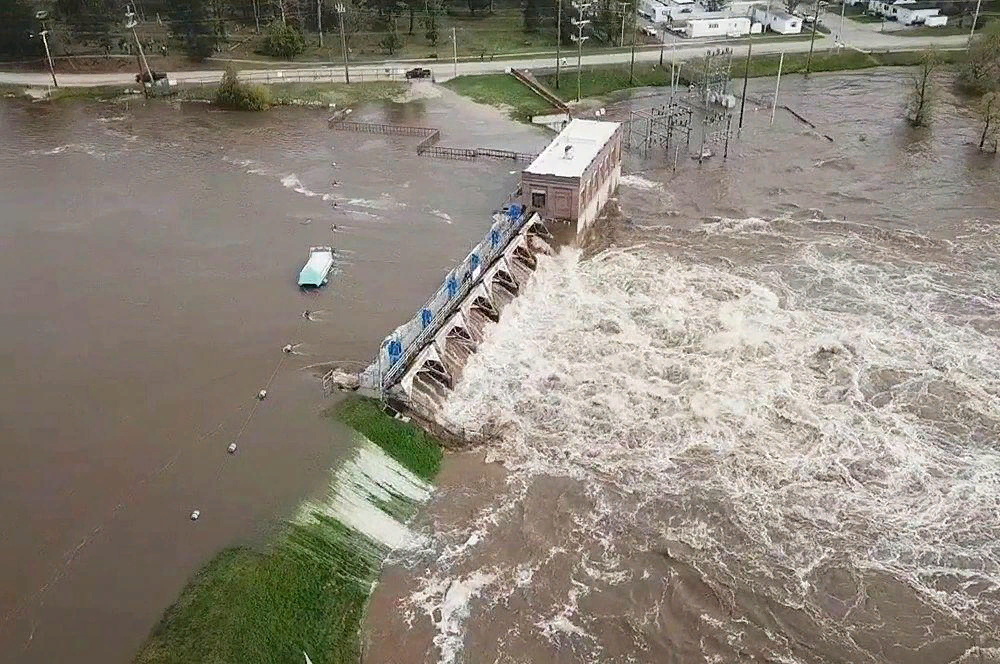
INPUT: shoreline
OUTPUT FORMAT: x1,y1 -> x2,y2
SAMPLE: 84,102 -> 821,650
446,48 -> 967,120
0,80 -> 408,109
134,396 -> 444,664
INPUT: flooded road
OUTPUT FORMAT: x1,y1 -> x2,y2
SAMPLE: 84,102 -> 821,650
0,86 -> 547,663
365,70 -> 1000,663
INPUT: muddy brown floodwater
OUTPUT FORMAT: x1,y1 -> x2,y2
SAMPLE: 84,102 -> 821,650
364,70 -> 1000,664
0,84 -> 548,663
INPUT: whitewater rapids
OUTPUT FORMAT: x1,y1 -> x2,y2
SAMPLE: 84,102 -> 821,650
384,212 -> 1000,664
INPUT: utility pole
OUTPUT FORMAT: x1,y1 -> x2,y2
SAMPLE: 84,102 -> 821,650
556,0 -> 562,89
336,3 -> 349,83
804,0 -> 821,76
318,0 -> 324,47
570,3 -> 591,103
126,3 -> 153,99
838,0 -> 846,49
969,0 -> 983,47
739,33 -> 751,130
770,51 -> 783,125
617,1 -> 629,47
628,14 -> 637,85
451,26 -> 458,78
39,30 -> 58,88
33,12 -> 58,88
671,39 -> 676,97
659,24 -> 665,67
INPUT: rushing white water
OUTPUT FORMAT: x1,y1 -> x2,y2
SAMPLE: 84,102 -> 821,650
297,433 -> 432,550
402,216 -> 1000,662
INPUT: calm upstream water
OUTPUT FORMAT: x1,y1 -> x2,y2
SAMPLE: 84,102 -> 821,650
365,70 -> 1000,663
0,86 -> 546,663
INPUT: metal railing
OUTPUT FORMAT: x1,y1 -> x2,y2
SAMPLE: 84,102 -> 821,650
378,210 -> 537,389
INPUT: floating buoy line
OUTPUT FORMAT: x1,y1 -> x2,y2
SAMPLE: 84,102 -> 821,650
191,310 -> 315,522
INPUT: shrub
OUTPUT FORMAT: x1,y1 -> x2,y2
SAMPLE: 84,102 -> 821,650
960,21 -> 1000,94
259,21 -> 305,59
214,65 -> 271,111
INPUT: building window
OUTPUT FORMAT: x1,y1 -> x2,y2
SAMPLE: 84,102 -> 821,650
709,22 -> 719,28
531,190 -> 546,208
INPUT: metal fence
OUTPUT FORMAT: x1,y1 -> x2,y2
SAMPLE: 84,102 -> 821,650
364,206 -> 535,392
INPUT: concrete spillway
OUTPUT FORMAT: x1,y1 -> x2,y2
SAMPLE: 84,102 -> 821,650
354,210 -> 552,411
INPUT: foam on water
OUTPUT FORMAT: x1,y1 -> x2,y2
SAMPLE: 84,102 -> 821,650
618,174 -> 664,191
407,217 -> 1000,660
281,173 -> 327,199
26,144 -> 107,158
409,570 -> 497,664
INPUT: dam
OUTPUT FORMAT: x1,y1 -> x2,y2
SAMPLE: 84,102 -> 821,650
330,119 -> 623,417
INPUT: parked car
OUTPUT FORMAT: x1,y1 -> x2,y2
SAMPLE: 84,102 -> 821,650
405,67 -> 432,80
642,26 -> 658,37
135,70 -> 167,83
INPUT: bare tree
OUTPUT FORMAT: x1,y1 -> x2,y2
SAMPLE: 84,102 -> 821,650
907,49 -> 938,127
785,0 -> 802,12
977,91 -> 1000,152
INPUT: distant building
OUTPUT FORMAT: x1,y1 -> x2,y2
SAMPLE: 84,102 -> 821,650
868,0 -> 944,23
751,5 -> 803,33
521,119 -> 623,234
683,15 -> 752,37
639,0 -> 673,23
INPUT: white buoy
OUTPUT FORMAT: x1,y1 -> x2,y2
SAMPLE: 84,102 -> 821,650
227,443 -> 237,454
190,510 -> 201,521
257,389 -> 267,400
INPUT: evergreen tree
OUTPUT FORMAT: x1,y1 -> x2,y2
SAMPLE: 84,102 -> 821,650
0,0 -> 40,58
169,0 -> 220,59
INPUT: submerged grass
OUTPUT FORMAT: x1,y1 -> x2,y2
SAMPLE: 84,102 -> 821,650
134,396 -> 441,664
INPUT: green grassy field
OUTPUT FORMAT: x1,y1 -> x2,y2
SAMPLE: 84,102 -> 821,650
134,396 -> 441,664
850,13 -> 886,23
526,48 -> 968,104
444,72 -> 559,120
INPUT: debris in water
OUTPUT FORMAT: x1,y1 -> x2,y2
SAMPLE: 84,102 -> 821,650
190,510 -> 200,521
227,443 -> 237,454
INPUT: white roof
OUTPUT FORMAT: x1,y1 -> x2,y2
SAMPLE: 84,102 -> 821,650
523,119 -> 620,179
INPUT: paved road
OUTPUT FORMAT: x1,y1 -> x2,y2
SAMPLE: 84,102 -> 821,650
0,21 -> 970,88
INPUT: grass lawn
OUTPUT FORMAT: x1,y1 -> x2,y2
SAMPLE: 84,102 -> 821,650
893,24 -> 974,36
850,13 -> 886,23
134,396 -> 442,664
444,72 -> 559,120
526,48 -> 968,104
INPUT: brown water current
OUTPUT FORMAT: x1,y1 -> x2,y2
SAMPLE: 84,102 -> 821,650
0,85 -> 546,663
364,70 -> 1000,664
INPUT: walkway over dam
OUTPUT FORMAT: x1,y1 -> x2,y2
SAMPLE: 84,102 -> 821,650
348,206 -> 553,411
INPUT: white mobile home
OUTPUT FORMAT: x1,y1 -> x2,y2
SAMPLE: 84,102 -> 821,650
751,5 -> 803,32
639,0 -> 672,22
683,15 -> 751,37
867,0 -> 914,15
894,1 -> 944,24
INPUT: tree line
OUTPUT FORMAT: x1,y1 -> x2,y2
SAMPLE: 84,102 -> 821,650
0,0 -> 642,60
906,23 -> 1000,151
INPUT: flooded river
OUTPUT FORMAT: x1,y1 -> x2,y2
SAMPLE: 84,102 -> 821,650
0,86 -> 545,662
365,70 -> 1000,663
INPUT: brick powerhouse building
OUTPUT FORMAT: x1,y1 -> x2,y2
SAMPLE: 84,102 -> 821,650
521,119 -> 623,235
